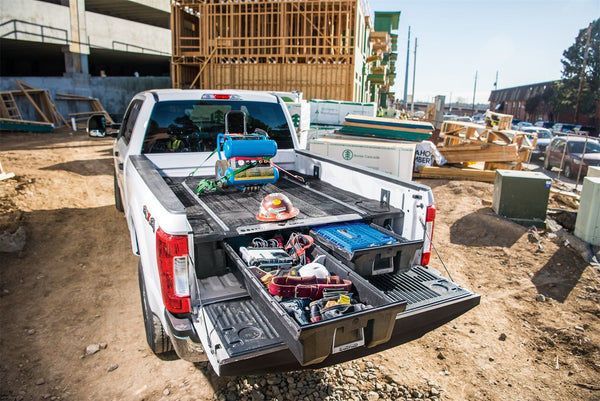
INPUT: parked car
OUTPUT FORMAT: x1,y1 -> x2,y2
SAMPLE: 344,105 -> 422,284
544,136 -> 600,178
535,121 -> 553,129
521,127 -> 552,156
516,121 -> 534,131
574,125 -> 599,137
472,114 -> 485,123
510,118 -> 521,130
456,116 -> 473,122
551,123 -> 576,135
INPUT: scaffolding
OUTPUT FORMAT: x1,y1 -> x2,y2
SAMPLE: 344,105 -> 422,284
171,0 -> 369,101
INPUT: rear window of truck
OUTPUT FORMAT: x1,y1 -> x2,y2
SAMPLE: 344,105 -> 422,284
142,100 -> 294,153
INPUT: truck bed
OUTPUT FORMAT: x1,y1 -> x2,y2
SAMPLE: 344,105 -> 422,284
167,174 -> 404,241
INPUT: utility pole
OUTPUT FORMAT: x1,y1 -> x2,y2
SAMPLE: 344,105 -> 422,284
403,26 -> 411,105
410,37 -> 418,116
574,23 -> 592,124
472,70 -> 478,114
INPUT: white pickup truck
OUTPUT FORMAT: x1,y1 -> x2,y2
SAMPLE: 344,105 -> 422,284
90,89 -> 479,376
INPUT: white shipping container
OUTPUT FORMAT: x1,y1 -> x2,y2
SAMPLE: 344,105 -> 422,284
308,136 -> 416,181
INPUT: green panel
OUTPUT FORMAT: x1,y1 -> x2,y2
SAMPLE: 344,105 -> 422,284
492,171 -> 551,222
374,12 -> 401,33
367,74 -> 385,80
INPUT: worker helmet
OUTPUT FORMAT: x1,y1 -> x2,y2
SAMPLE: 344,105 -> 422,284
256,193 -> 299,222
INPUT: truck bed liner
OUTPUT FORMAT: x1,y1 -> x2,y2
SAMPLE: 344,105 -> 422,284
204,297 -> 283,357
168,175 -> 403,241
367,266 -> 473,311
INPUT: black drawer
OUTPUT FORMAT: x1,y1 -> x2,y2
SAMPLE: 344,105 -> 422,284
310,223 -> 424,276
223,242 -> 406,366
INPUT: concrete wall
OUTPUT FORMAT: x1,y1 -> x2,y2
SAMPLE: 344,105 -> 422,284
0,0 -> 70,45
1,0 -> 171,55
86,12 -> 171,55
132,0 -> 171,13
0,76 -> 171,122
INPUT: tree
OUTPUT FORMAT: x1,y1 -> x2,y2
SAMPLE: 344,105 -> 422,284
553,19 -> 600,126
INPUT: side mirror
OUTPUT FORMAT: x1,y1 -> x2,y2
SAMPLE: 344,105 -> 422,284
87,114 -> 107,137
87,114 -> 120,138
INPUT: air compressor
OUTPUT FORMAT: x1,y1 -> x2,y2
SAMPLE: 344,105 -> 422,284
194,110 -> 288,195
214,132 -> 279,191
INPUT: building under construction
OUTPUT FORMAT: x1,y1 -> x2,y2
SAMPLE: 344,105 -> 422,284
171,0 -> 399,105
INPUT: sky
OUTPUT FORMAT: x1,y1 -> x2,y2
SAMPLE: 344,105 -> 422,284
368,0 -> 599,105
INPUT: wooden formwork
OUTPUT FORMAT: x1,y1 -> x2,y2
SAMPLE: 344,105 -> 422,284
171,0 -> 366,101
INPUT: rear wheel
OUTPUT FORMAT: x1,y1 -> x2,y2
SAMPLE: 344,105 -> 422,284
114,171 -> 124,212
138,262 -> 173,355
563,163 -> 572,179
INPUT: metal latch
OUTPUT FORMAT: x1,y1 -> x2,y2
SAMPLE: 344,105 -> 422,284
380,189 -> 390,207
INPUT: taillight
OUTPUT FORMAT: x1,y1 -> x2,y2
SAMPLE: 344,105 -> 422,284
421,205 -> 436,266
156,228 -> 190,314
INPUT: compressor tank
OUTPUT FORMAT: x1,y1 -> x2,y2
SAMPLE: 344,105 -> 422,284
222,136 -> 278,159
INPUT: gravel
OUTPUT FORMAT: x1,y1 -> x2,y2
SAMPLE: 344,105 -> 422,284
213,360 -> 443,401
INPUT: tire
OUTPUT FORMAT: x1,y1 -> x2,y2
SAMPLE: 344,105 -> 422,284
138,262 -> 173,355
563,163 -> 572,179
114,171 -> 124,212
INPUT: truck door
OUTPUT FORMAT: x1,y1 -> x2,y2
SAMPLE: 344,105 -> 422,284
114,99 -> 143,209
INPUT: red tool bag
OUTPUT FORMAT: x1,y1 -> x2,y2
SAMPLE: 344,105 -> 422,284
268,275 -> 352,300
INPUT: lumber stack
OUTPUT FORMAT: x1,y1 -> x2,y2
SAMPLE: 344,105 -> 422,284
437,115 -> 536,172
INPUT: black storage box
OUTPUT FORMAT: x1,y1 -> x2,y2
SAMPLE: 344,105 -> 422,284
310,223 -> 424,276
223,242 -> 406,366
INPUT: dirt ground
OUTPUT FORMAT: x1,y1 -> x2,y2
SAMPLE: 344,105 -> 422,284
1,129 -> 599,401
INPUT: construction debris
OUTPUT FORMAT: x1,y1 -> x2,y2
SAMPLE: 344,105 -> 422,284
55,93 -> 115,128
429,110 -> 537,175
0,79 -> 66,131
0,79 -> 112,133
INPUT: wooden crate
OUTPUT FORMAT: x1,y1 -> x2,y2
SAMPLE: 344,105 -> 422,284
484,110 -> 513,131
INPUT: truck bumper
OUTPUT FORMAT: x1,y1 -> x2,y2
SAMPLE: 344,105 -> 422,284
164,310 -> 208,363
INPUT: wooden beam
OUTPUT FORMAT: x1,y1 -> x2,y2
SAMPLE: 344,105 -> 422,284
189,46 -> 218,89
414,166 -> 496,182
14,80 -> 52,124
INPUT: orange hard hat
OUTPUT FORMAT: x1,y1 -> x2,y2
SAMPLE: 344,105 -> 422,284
256,193 -> 299,222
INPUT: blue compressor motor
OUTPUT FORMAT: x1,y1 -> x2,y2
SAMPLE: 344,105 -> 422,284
216,133 -> 279,190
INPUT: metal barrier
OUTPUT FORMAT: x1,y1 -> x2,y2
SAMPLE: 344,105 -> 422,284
112,40 -> 170,56
0,19 -> 68,44
1,19 -> 170,56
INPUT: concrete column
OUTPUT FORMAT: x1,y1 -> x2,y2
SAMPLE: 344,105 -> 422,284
64,0 -> 89,75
